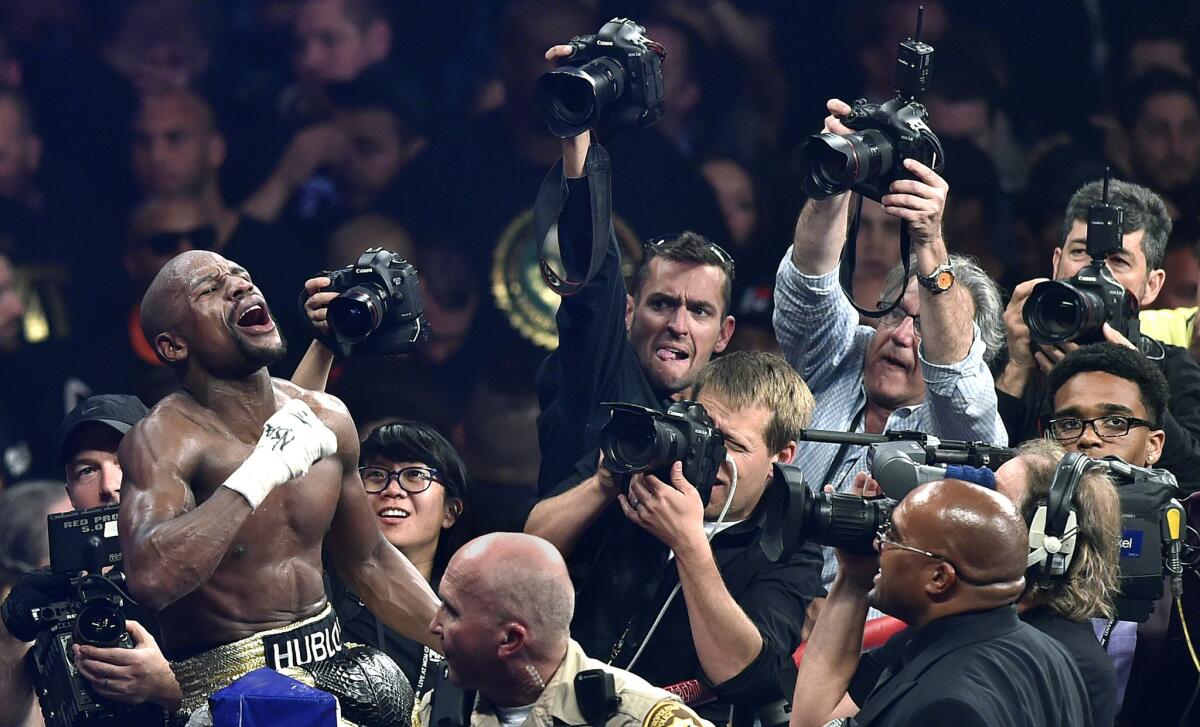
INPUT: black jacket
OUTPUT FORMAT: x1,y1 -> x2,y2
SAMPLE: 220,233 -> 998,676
994,342 -> 1200,494
534,169 -> 670,495
848,607 -> 1093,726
565,479 -> 825,722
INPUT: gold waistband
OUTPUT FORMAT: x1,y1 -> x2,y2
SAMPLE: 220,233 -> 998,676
172,604 -> 336,715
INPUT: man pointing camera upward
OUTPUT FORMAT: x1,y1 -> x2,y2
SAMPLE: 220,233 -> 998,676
774,98 -> 1007,592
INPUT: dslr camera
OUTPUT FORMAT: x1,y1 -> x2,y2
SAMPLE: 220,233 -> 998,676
0,505 -> 161,727
599,401 -> 726,504
1023,174 -> 1141,346
536,18 -> 666,139
798,12 -> 942,202
319,247 -> 430,357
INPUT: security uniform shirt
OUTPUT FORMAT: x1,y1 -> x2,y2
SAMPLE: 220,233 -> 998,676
844,607 -> 1092,726
413,640 -> 714,727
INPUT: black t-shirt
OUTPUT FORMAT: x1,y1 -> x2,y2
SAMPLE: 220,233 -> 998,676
847,607 -> 1092,726
1020,606 -> 1116,727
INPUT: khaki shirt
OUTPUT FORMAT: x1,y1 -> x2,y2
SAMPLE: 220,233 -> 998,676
414,640 -> 713,727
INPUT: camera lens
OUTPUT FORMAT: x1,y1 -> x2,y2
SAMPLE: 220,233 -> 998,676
798,130 -> 893,200
328,286 -> 387,343
795,490 -> 890,556
536,58 -> 626,139
603,416 -> 662,473
74,599 -> 126,648
1023,281 -> 1105,345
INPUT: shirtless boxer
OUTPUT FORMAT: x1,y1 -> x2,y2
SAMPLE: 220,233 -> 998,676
118,250 -> 438,719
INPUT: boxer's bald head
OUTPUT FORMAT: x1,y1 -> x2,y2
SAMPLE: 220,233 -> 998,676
871,479 -> 1028,626
140,250 -> 284,378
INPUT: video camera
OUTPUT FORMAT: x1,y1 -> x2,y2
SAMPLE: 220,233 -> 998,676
1023,171 -> 1142,348
1088,457 -> 1186,622
752,430 -> 1013,558
304,247 -> 430,358
0,504 -> 160,727
796,8 -> 945,319
536,18 -> 666,140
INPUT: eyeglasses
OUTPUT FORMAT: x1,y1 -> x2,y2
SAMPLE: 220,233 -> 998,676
145,226 -> 218,256
358,465 -> 441,494
875,306 -> 921,336
645,235 -> 736,275
1046,415 -> 1152,442
873,523 -> 991,586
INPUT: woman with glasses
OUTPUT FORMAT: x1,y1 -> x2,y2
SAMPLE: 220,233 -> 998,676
325,419 -> 474,697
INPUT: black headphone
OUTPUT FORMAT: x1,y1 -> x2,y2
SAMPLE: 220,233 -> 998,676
1026,452 -> 1090,583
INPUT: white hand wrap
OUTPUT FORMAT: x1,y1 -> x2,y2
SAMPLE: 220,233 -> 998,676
222,399 -> 338,510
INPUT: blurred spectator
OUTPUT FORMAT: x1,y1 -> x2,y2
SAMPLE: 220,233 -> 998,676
1112,15 -> 1196,82
1146,216 -> 1200,309
640,16 -> 707,158
455,345 -> 543,495
0,33 -> 23,90
325,69 -> 428,214
0,88 -> 41,210
292,0 -> 392,87
843,0 -> 949,103
701,158 -> 756,250
324,213 -> 415,270
725,283 -> 780,355
0,245 -> 24,356
101,0 -> 211,98
131,90 -> 227,209
938,137 -> 1006,282
0,481 -> 70,596
1117,70 -> 1200,205
849,198 -> 902,311
1014,142 -> 1109,282
241,64 -> 429,230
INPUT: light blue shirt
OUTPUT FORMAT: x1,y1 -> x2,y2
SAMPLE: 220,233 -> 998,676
773,251 -> 1008,594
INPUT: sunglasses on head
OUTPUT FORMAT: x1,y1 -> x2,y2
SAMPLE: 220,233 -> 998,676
644,235 -> 736,274
145,226 -> 217,256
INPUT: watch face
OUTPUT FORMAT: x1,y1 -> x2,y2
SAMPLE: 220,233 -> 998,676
935,269 -> 954,290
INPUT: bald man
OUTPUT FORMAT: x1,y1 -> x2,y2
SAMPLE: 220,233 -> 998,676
792,480 -> 1091,727
418,533 -> 713,727
118,250 -> 439,721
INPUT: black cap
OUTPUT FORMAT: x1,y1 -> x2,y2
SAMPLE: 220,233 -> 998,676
58,395 -> 149,464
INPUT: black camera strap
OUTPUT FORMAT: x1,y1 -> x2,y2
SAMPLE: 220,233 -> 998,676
533,143 -> 614,296
838,193 -> 913,318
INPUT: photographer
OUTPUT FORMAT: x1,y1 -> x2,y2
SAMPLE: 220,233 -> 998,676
1,396 -> 182,726
994,439 -> 1122,727
532,114 -> 735,494
791,478 -> 1090,727
527,351 -> 825,722
995,179 -> 1200,494
774,99 -> 1007,590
